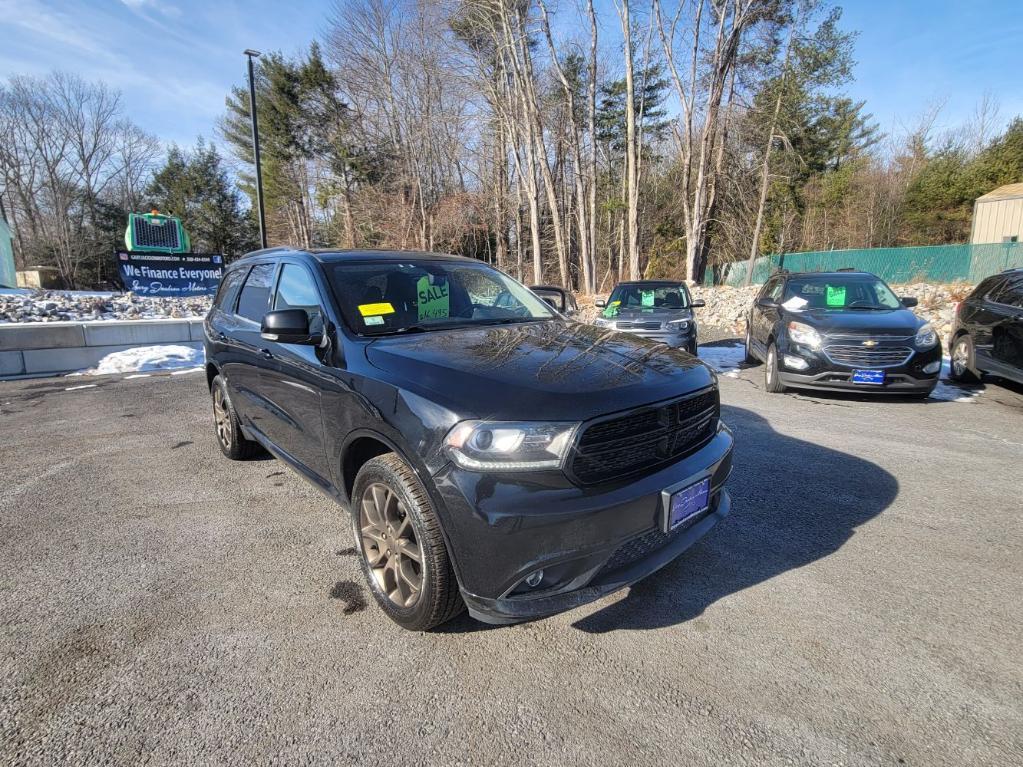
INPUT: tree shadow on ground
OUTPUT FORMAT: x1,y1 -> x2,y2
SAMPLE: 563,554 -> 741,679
573,403 -> 899,633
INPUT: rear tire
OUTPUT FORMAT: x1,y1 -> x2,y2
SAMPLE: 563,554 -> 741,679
764,343 -> 786,393
211,374 -> 260,460
949,334 -> 980,383
351,453 -> 464,631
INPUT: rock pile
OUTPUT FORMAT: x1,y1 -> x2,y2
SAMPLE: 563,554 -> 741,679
0,291 -> 213,323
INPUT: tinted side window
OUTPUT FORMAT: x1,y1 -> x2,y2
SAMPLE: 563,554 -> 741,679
996,277 -> 1023,308
236,263 -> 275,323
214,268 -> 246,312
978,277 -> 1005,301
274,264 -> 324,332
767,278 -> 784,301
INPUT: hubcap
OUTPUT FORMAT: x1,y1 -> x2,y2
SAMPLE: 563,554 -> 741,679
359,482 -> 423,608
952,341 -> 969,376
213,386 -> 231,447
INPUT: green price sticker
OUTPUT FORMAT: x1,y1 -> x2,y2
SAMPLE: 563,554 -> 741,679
602,300 -> 621,318
826,285 -> 846,307
416,275 -> 450,320
641,290 -> 655,307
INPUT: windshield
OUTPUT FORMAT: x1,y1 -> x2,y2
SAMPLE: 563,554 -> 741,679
328,259 -> 556,336
781,276 -> 902,310
603,284 -> 689,317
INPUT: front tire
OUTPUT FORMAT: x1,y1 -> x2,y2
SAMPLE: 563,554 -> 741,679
764,343 -> 786,393
949,334 -> 980,383
211,374 -> 260,460
351,454 -> 464,631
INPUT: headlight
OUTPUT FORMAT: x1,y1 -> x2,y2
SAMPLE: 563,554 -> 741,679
914,323 -> 938,349
666,319 -> 691,331
787,321 -> 822,350
444,420 -> 579,471
593,317 -> 615,328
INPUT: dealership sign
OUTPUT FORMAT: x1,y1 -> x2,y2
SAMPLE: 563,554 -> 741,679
117,251 -> 224,297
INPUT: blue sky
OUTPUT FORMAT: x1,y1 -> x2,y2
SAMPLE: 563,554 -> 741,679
1,0 -> 1021,151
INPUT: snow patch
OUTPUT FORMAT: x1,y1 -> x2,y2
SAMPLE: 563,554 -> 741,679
699,343 -> 744,378
929,358 -> 982,403
81,345 -> 205,376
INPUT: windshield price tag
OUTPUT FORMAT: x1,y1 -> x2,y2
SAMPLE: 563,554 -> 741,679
826,285 -> 846,307
641,290 -> 655,307
417,276 -> 450,320
358,302 -> 394,317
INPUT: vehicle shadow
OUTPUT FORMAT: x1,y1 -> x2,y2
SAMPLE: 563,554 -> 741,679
572,404 -> 899,633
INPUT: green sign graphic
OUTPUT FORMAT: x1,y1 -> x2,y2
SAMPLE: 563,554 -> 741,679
825,285 -> 846,307
417,276 -> 450,320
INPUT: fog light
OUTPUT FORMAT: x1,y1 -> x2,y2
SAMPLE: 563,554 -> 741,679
783,354 -> 809,371
922,360 -> 941,374
525,570 -> 544,588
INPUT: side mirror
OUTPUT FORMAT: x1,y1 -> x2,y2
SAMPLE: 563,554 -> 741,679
757,296 -> 778,309
261,309 -> 318,345
691,299 -> 706,308
900,296 -> 918,308
594,298 -> 607,308
541,297 -> 558,309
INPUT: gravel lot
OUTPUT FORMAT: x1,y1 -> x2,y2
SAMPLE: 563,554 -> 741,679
1,348 -> 1021,766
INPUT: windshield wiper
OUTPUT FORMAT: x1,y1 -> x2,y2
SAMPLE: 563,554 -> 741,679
844,304 -> 887,310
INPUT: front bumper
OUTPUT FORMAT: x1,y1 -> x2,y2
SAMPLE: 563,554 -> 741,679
777,341 -> 941,394
431,423 -> 733,624
613,326 -> 695,349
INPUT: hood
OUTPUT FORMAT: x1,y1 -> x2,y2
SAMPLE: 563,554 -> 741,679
792,307 -> 925,336
365,320 -> 714,421
610,307 -> 692,325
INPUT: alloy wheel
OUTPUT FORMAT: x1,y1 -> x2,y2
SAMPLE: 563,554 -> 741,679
952,340 -> 969,377
766,347 -> 776,387
359,482 -> 423,608
213,386 -> 231,449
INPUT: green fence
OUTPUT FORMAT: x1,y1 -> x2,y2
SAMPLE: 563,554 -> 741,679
708,242 -> 1023,287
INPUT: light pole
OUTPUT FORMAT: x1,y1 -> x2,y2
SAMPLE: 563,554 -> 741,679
244,49 -> 267,249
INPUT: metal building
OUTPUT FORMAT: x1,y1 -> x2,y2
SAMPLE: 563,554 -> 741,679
971,182 -> 1023,244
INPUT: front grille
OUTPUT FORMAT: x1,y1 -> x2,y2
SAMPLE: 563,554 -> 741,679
616,320 -> 662,330
598,506 -> 711,575
569,388 -> 718,485
823,344 -> 914,368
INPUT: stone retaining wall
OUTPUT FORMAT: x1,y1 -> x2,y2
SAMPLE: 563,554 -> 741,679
0,319 -> 204,378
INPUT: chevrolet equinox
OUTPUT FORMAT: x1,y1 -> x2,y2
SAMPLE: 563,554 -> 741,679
204,249 -> 733,630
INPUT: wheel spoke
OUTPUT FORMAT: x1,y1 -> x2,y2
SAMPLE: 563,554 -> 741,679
397,540 -> 421,563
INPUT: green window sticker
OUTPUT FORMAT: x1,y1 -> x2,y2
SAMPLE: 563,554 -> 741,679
416,275 -> 450,320
641,290 -> 655,307
602,300 -> 621,318
826,285 -> 846,307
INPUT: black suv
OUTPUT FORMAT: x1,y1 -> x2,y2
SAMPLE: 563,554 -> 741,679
745,270 -> 942,396
948,268 -> 1023,385
204,249 -> 733,630
593,280 -> 705,353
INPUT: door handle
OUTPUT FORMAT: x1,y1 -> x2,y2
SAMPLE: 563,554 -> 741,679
259,348 -> 274,360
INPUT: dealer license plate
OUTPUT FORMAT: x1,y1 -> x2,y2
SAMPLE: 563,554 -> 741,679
667,477 -> 710,530
851,369 -> 885,385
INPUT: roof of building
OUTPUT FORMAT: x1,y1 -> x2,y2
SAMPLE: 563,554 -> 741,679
976,183 -> 1023,202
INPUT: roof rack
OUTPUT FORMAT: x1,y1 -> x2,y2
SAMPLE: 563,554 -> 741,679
836,267 -> 858,272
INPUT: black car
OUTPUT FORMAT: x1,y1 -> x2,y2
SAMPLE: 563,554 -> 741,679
529,284 -> 578,315
948,268 -> 1023,385
744,270 -> 942,396
204,249 -> 733,630
593,280 -> 705,353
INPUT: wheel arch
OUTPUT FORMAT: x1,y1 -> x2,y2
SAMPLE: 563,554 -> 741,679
205,360 -> 221,391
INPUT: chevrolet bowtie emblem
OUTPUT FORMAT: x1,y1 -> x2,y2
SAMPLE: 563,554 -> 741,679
862,339 -> 879,347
